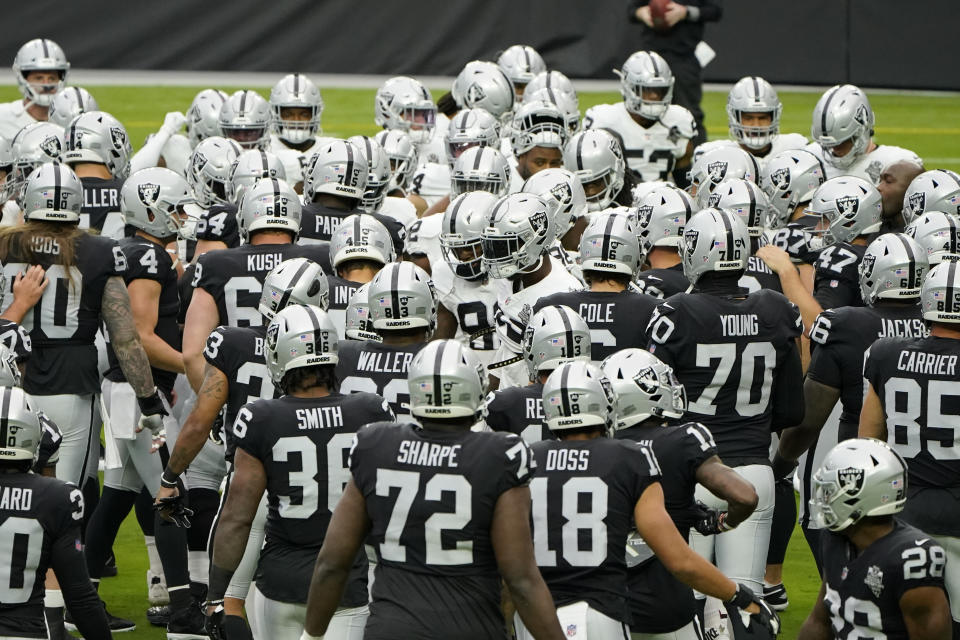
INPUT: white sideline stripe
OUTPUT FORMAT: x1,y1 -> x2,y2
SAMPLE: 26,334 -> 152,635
0,69 -> 955,97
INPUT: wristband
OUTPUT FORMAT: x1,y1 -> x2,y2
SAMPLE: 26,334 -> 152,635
726,583 -> 754,609
138,388 -> 164,415
160,467 -> 179,489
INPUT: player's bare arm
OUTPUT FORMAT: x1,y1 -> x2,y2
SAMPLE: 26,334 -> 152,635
128,278 -> 184,373
101,275 -> 157,397
183,287 -> 219,392
777,378 -> 841,462
695,455 -> 759,528
858,383 -> 887,440
797,582 -> 833,640
900,586 -> 952,640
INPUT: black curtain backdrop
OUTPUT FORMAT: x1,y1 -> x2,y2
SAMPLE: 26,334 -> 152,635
1,0 -> 956,90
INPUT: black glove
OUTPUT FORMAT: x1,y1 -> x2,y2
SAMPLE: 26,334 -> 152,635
209,411 -> 225,446
154,477 -> 194,528
693,501 -> 734,536
726,583 -> 780,637
770,452 -> 797,482
204,600 -> 226,640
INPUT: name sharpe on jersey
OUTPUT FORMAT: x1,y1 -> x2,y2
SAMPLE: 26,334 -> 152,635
897,350 -> 958,376
0,486 -> 32,511
719,314 -> 759,337
296,406 -> 343,430
396,440 -> 461,467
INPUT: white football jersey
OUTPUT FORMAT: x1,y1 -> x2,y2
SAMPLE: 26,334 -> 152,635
377,196 -> 418,230
417,112 -> 450,166
160,133 -> 193,177
584,102 -> 696,182
269,134 -> 334,188
806,142 -> 922,183
431,260 -> 500,368
0,99 -> 37,142
694,133 -> 808,170
409,161 -> 450,207
406,211 -> 444,267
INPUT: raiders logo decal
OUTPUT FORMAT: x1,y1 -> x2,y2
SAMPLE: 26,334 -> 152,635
40,135 -> 61,159
837,467 -> 865,494
707,161 -> 727,184
549,182 -> 573,206
636,205 -> 653,228
707,192 -> 722,208
836,195 -> 859,217
633,366 -> 660,394
770,167 -> 790,191
854,104 -> 870,126
466,83 -> 486,105
907,192 -> 925,216
110,127 -> 127,149
138,183 -> 160,206
859,252 -> 876,279
683,228 -> 699,257
529,209 -> 549,235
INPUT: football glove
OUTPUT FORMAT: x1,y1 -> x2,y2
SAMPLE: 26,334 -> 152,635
137,388 -> 169,452
204,600 -> 226,640
726,583 -> 780,637
161,111 -> 187,136
693,501 -> 735,536
208,410 -> 225,446
154,478 -> 194,528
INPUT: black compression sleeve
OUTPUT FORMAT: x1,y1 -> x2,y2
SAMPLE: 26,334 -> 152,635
50,530 -> 110,640
771,342 -> 804,429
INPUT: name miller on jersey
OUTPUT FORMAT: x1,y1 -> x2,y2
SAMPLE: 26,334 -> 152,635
720,314 -> 759,337
296,406 -> 344,430
83,187 -> 119,209
896,351 -> 958,376
357,350 -> 414,373
0,485 -> 32,510
396,440 -> 462,467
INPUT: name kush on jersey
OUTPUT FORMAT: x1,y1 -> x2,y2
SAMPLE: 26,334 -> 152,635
246,252 -> 287,272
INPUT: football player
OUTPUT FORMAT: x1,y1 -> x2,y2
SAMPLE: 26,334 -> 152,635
432,191 -> 501,367
336,262 -> 435,419
901,169 -> 960,226
46,87 -> 97,128
301,339 -> 566,640
482,193 -> 582,390
633,183 -> 694,298
218,90 -> 271,151
535,212 -> 657,360
269,73 -> 330,191
523,70 -> 581,139
520,167 -> 590,257
0,39 -> 69,140
563,128 -> 635,212
511,99 -> 568,181
487,304 -> 591,444
877,157 -> 924,233
721,76 -> 807,165
860,262 -> 960,631
524,360 -> 776,640
687,145 -> 760,208
800,438 -> 951,639
497,44 -> 547,99
206,304 -> 392,640
584,51 -> 696,184
646,208 -> 803,630
808,84 -> 922,183
348,134 -> 417,227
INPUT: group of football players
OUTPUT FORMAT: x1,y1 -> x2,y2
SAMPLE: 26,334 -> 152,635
0,34 -> 957,640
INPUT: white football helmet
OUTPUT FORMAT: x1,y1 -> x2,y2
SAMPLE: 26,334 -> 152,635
269,73 -> 323,145
563,129 -> 626,211
237,178 -> 302,241
305,139 -> 369,204
329,213 -> 395,271
265,304 -> 339,385
522,305 -> 591,380
186,89 -> 228,148
187,136 -> 242,207
524,71 -> 580,135
13,39 -> 69,107
259,257 -> 329,322
905,211 -> 960,265
760,149 -> 827,228
810,438 -> 907,531
450,146 -> 510,199
481,193 -> 556,279
616,51 -> 674,120
374,129 -> 418,192
921,261 -> 960,323
345,283 -> 380,342
218,90 -> 271,150
409,340 -> 487,420
805,176 -> 882,249
858,233 -> 927,306
374,76 -> 437,145
707,178 -> 772,238
634,184 -> 693,259
601,348 -> 686,429
579,212 -> 642,276
63,111 -> 132,179
542,361 -> 618,434
0,345 -> 21,388
811,85 -> 874,170
511,99 -> 567,156
121,167 -> 196,240
496,45 -> 547,93
441,191 -> 498,281
227,149 -> 287,206
367,262 -> 437,333
347,135 -> 391,212
901,169 -> 960,224
689,146 -> 760,207
680,208 -> 750,284
726,76 -> 782,150
0,386 -> 42,461
520,167 -> 588,240
9,122 -> 64,201
47,87 -> 98,129
452,61 -> 515,121
21,162 -> 84,223
445,108 -> 500,167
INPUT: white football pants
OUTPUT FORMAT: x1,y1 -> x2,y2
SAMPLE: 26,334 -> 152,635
931,534 -> 960,622
30,393 -> 99,487
246,584 -> 367,640
515,601 -> 629,640
632,620 -> 702,640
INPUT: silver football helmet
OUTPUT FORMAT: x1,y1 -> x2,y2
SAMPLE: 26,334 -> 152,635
689,146 -> 760,207
345,283 -> 380,342
521,168 -> 588,240
47,87 -> 98,129
13,39 -> 69,107
810,438 -> 907,531
0,345 -> 21,388
511,99 -> 567,156
121,167 -> 196,240
707,178 -> 772,238
601,348 -> 686,429
259,257 -> 329,322
237,178 -> 302,241
21,162 -> 83,223
304,139 -> 368,203
0,386 -> 42,461
905,211 -> 960,265
269,73 -> 323,145
563,129 -> 626,212
227,149 -> 287,206
616,51 -> 674,120
523,71 -> 580,135
218,90 -> 271,150
858,233 -> 927,306
187,136 -> 241,207
409,339 -> 487,420
635,184 -> 694,259
523,305 -> 591,380
62,111 -> 132,179
329,213 -> 396,271
449,146 -> 510,199
811,85 -> 875,170
441,191 -> 498,280
347,135 -> 391,212
452,61 -> 515,121
901,169 -> 960,224
680,208 -> 750,284
761,149 -> 827,228
9,122 -> 64,200
367,262 -> 437,333
726,76 -> 782,150
805,176 -> 882,249
921,261 -> 960,323
579,212 -> 642,276
481,193 -> 556,279
186,89 -> 228,148
374,129 -> 418,192
445,108 -> 500,167
374,76 -> 437,145
265,304 -> 339,385
542,361 -> 617,434
496,45 -> 547,93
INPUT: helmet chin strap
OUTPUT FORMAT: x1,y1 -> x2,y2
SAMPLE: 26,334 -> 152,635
517,254 -> 544,276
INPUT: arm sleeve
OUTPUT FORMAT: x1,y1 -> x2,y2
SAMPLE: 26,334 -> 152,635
51,531 -> 110,640
484,392 -> 508,432
129,129 -> 174,174
771,340 -> 804,430
696,0 -> 723,22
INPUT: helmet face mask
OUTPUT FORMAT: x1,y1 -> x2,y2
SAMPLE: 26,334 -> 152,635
14,39 -> 70,108
445,108 -> 500,167
440,191 -> 498,281
617,51 -> 674,120
375,77 -> 437,145
270,73 -> 323,145
481,193 -> 555,280
219,90 -> 272,151
601,348 -> 686,429
449,146 -> 510,199
523,72 -> 580,136
510,101 -> 567,157
563,130 -> 626,212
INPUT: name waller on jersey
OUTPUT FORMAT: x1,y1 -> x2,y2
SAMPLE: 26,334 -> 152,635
396,440 -> 461,467
720,314 -> 759,337
357,350 -> 414,373
296,406 -> 344,430
0,486 -> 32,510
896,351 -> 958,376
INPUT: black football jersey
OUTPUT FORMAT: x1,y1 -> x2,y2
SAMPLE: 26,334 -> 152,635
0,319 -> 31,363
814,242 -> 868,310
79,176 -> 124,235
647,290 -> 802,461
1,233 -> 124,395
864,335 -> 960,534
534,290 -> 658,361
104,237 -> 181,395
336,340 -> 427,420
196,204 -> 240,248
0,473 -> 84,637
234,392 -> 392,604
300,204 -> 405,257
325,275 -> 360,340
204,325 -> 275,459
485,383 -> 555,444
769,216 -> 819,264
530,437 -> 660,623
634,264 -> 689,299
807,304 -> 926,439
742,255 -> 782,293
820,521 -> 946,640
192,242 -> 326,328
351,422 -> 533,640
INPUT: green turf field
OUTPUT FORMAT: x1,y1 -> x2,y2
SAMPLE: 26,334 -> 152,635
7,83 -> 953,638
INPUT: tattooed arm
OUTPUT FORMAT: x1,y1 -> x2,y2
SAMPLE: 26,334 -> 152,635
101,276 -> 157,397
